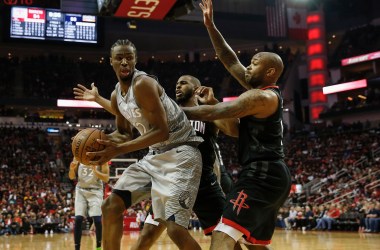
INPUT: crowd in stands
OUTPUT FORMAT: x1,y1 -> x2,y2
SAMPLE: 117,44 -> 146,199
279,121 -> 380,232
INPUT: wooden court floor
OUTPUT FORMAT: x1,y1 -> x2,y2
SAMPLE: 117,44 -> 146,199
0,229 -> 379,250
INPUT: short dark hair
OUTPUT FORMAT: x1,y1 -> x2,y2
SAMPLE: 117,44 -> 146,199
110,39 -> 137,57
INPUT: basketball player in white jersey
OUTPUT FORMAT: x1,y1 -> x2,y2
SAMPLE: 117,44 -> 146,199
80,39 -> 203,250
69,158 -> 110,250
74,75 -> 239,250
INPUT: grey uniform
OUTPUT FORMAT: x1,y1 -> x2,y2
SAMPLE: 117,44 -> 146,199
113,70 -> 203,228
75,164 -> 104,217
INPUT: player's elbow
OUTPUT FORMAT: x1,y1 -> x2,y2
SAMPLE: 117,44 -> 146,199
158,127 -> 170,141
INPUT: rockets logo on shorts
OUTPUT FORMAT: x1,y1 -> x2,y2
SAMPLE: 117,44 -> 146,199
229,190 -> 250,215
178,191 -> 192,209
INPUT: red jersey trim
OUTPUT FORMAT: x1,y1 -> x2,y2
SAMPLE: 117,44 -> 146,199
261,86 -> 279,90
203,225 -> 217,235
221,218 -> 272,245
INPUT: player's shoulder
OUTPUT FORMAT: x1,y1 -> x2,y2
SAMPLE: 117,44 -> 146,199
134,75 -> 161,94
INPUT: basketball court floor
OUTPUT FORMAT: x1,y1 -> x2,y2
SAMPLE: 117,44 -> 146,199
1,229 -> 379,250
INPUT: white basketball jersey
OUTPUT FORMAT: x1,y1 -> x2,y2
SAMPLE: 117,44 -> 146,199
77,164 -> 103,189
115,70 -> 202,150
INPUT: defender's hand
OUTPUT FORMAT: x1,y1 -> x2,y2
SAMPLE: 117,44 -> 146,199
195,86 -> 219,105
199,0 -> 214,28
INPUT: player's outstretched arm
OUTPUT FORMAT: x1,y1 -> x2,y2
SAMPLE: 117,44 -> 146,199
184,89 -> 279,121
200,0 -> 248,89
73,83 -> 116,115
196,86 -> 239,137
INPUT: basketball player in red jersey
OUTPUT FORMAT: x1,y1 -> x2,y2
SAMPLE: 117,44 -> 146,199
182,0 -> 292,249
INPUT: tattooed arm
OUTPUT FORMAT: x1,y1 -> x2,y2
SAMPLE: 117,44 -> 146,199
200,0 -> 248,89
183,89 -> 279,121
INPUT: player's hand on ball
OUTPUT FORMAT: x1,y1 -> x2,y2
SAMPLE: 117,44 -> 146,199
73,83 -> 99,101
86,139 -> 119,165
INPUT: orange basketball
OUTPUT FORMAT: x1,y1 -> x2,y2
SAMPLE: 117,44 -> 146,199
71,128 -> 106,165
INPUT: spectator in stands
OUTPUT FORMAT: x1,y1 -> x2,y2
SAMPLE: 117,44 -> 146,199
319,204 -> 341,231
295,206 -> 315,231
364,202 -> 379,233
0,214 -> 6,235
276,207 -> 287,229
284,206 -> 297,230
313,205 -> 327,230
190,212 -> 201,231
20,213 -> 31,235
42,212 -> 56,235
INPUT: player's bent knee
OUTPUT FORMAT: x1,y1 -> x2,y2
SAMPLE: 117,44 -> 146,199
101,196 -> 124,218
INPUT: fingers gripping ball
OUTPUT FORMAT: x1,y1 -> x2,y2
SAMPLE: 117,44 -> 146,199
72,128 -> 106,165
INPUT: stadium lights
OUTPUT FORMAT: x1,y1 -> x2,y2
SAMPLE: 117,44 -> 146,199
341,51 -> 380,66
322,79 -> 367,95
57,99 -> 103,108
127,20 -> 137,29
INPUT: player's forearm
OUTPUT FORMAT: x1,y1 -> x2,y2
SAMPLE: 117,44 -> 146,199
68,160 -> 78,180
182,101 -> 240,121
206,24 -> 240,69
215,118 -> 239,138
68,169 -> 76,180
94,170 -> 109,183
183,104 -> 231,121
118,127 -> 169,154
94,95 -> 115,115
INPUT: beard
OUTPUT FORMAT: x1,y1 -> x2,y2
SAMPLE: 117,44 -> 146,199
246,75 -> 263,88
176,90 -> 193,105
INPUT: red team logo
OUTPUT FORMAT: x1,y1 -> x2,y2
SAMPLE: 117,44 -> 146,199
230,190 -> 250,215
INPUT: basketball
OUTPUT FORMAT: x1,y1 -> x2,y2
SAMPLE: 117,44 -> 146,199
71,128 -> 107,165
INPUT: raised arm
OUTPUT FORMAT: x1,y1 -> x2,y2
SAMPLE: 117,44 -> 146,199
200,0 -> 249,89
68,157 -> 79,180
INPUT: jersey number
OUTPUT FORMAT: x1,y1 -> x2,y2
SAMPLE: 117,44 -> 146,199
82,168 -> 94,177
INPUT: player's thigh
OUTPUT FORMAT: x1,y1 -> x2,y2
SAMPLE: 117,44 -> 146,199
75,189 -> 88,216
87,191 -> 103,217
